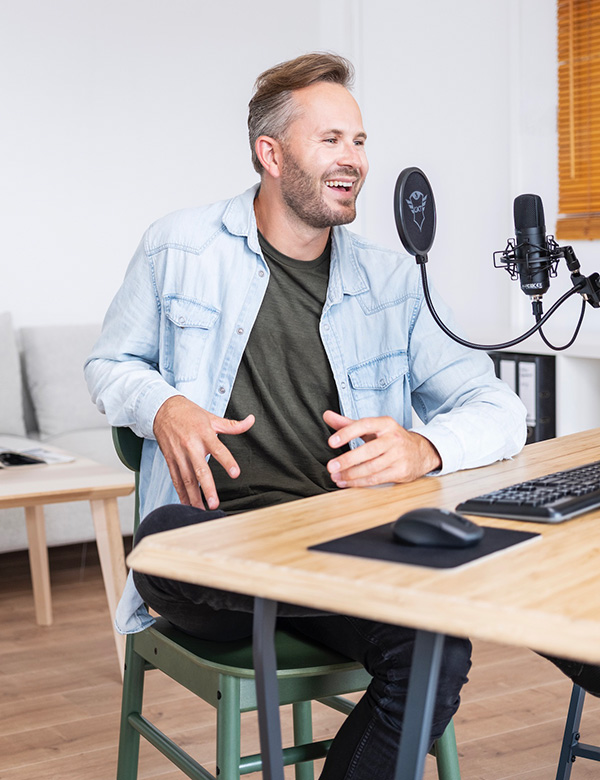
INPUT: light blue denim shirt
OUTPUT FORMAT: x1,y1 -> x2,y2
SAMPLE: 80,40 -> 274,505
85,184 -> 527,634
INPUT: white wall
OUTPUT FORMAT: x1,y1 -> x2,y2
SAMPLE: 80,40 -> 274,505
511,0 -> 600,344
4,0 -> 586,346
0,0 -> 326,326
359,0 -> 515,339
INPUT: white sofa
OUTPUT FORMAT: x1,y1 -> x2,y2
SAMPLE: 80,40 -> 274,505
0,312 -> 134,553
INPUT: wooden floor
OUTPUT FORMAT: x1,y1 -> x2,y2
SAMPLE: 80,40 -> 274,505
1,542 -> 599,780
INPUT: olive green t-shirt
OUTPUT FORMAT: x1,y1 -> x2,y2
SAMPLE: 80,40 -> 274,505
209,232 -> 347,513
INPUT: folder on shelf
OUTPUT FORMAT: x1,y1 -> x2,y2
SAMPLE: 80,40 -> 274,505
499,359 -> 517,393
489,351 -> 556,443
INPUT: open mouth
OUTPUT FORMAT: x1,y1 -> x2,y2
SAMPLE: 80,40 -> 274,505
324,179 -> 354,194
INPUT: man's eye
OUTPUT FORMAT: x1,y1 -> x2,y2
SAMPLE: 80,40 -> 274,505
324,138 -> 337,144
354,139 -> 365,146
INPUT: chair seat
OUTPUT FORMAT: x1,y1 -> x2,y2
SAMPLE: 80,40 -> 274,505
147,617 -> 365,675
134,617 -> 371,711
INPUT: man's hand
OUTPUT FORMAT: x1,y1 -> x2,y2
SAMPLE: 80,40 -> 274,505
323,409 -> 441,488
153,395 -> 255,509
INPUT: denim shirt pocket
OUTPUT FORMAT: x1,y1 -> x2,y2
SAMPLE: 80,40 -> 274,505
347,350 -> 410,421
163,294 -> 220,382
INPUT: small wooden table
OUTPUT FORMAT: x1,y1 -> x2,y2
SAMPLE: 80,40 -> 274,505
0,452 -> 134,672
128,428 -> 600,780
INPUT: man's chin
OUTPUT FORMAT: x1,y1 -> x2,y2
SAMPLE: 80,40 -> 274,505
331,203 -> 357,226
286,197 -> 358,229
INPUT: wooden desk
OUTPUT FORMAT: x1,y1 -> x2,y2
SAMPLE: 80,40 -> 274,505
127,428 -> 600,779
0,454 -> 134,673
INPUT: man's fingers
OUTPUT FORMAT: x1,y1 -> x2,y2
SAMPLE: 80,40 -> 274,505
323,409 -> 355,432
166,456 -> 205,508
153,398 -> 256,508
330,448 -> 396,487
205,414 -> 255,480
327,416 -> 384,449
179,420 -> 251,505
192,456 -> 220,509
328,425 -> 442,487
211,413 -> 255,436
327,437 -> 387,476
207,436 -> 242,480
333,463 -> 399,488
172,450 -> 221,510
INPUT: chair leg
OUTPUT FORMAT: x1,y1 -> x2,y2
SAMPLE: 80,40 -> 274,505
216,674 -> 242,780
292,701 -> 314,780
433,720 -> 461,780
116,636 -> 146,780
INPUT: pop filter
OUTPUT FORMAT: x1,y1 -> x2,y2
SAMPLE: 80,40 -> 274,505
394,167 -> 437,259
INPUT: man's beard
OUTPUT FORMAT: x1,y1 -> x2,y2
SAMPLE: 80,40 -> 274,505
279,149 -> 362,230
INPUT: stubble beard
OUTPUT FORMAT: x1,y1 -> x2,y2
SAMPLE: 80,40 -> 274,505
279,150 -> 361,230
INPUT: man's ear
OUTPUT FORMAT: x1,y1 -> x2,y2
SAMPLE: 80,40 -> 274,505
255,135 -> 283,179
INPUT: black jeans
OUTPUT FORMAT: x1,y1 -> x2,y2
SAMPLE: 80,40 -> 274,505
133,504 -> 472,780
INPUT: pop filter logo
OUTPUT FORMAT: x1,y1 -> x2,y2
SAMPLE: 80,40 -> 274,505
405,190 -> 427,231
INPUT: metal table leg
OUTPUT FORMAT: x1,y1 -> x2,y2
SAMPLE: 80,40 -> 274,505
253,597 -> 285,780
556,684 -> 586,780
555,684 -> 600,779
395,630 -> 446,780
252,603 -> 445,780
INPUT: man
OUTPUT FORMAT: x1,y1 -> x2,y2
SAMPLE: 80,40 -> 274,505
86,53 -> 527,779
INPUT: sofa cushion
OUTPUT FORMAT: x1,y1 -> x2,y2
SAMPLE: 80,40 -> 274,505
0,312 -> 27,436
46,427 -> 128,472
20,324 -> 107,438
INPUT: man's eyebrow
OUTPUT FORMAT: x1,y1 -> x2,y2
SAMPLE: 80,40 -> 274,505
323,129 -> 368,140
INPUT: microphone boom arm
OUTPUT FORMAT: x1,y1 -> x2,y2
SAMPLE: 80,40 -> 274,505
561,245 -> 600,308
418,257 -> 584,351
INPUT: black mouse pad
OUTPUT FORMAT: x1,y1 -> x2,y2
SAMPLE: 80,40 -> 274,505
309,523 -> 540,569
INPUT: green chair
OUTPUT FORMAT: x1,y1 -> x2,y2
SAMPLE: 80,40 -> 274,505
113,425 -> 461,780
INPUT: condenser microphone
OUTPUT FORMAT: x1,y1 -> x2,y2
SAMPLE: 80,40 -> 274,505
513,194 -> 551,297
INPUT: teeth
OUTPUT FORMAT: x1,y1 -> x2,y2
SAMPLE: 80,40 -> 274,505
325,180 -> 352,188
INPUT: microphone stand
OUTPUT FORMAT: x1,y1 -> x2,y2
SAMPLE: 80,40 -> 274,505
530,245 -> 600,351
562,245 -> 600,308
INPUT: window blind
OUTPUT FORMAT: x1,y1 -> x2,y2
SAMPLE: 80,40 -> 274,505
557,0 -> 600,239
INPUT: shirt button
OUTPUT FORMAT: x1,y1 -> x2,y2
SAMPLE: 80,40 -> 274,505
178,316 -> 185,325
237,327 -> 244,335
379,379 -> 386,387
341,381 -> 347,389
322,324 -> 330,332
258,270 -> 265,278
218,387 -> 226,394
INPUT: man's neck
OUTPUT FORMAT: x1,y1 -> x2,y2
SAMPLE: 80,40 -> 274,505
254,185 -> 331,262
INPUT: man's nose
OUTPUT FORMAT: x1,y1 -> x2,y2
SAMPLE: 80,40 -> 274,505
337,141 -> 365,170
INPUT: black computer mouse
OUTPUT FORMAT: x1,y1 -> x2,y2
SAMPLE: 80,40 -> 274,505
391,507 -> 484,548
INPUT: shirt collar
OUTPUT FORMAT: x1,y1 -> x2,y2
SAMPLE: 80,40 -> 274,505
330,226 -> 369,300
222,184 -> 261,253
222,184 -> 369,298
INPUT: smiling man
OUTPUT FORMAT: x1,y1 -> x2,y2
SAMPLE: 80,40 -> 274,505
85,54 -> 527,779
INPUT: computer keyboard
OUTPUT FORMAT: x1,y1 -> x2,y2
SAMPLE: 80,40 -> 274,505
456,460 -> 600,523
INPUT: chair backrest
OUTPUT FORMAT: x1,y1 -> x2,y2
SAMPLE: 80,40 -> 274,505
113,426 -> 143,471
112,426 -> 143,530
